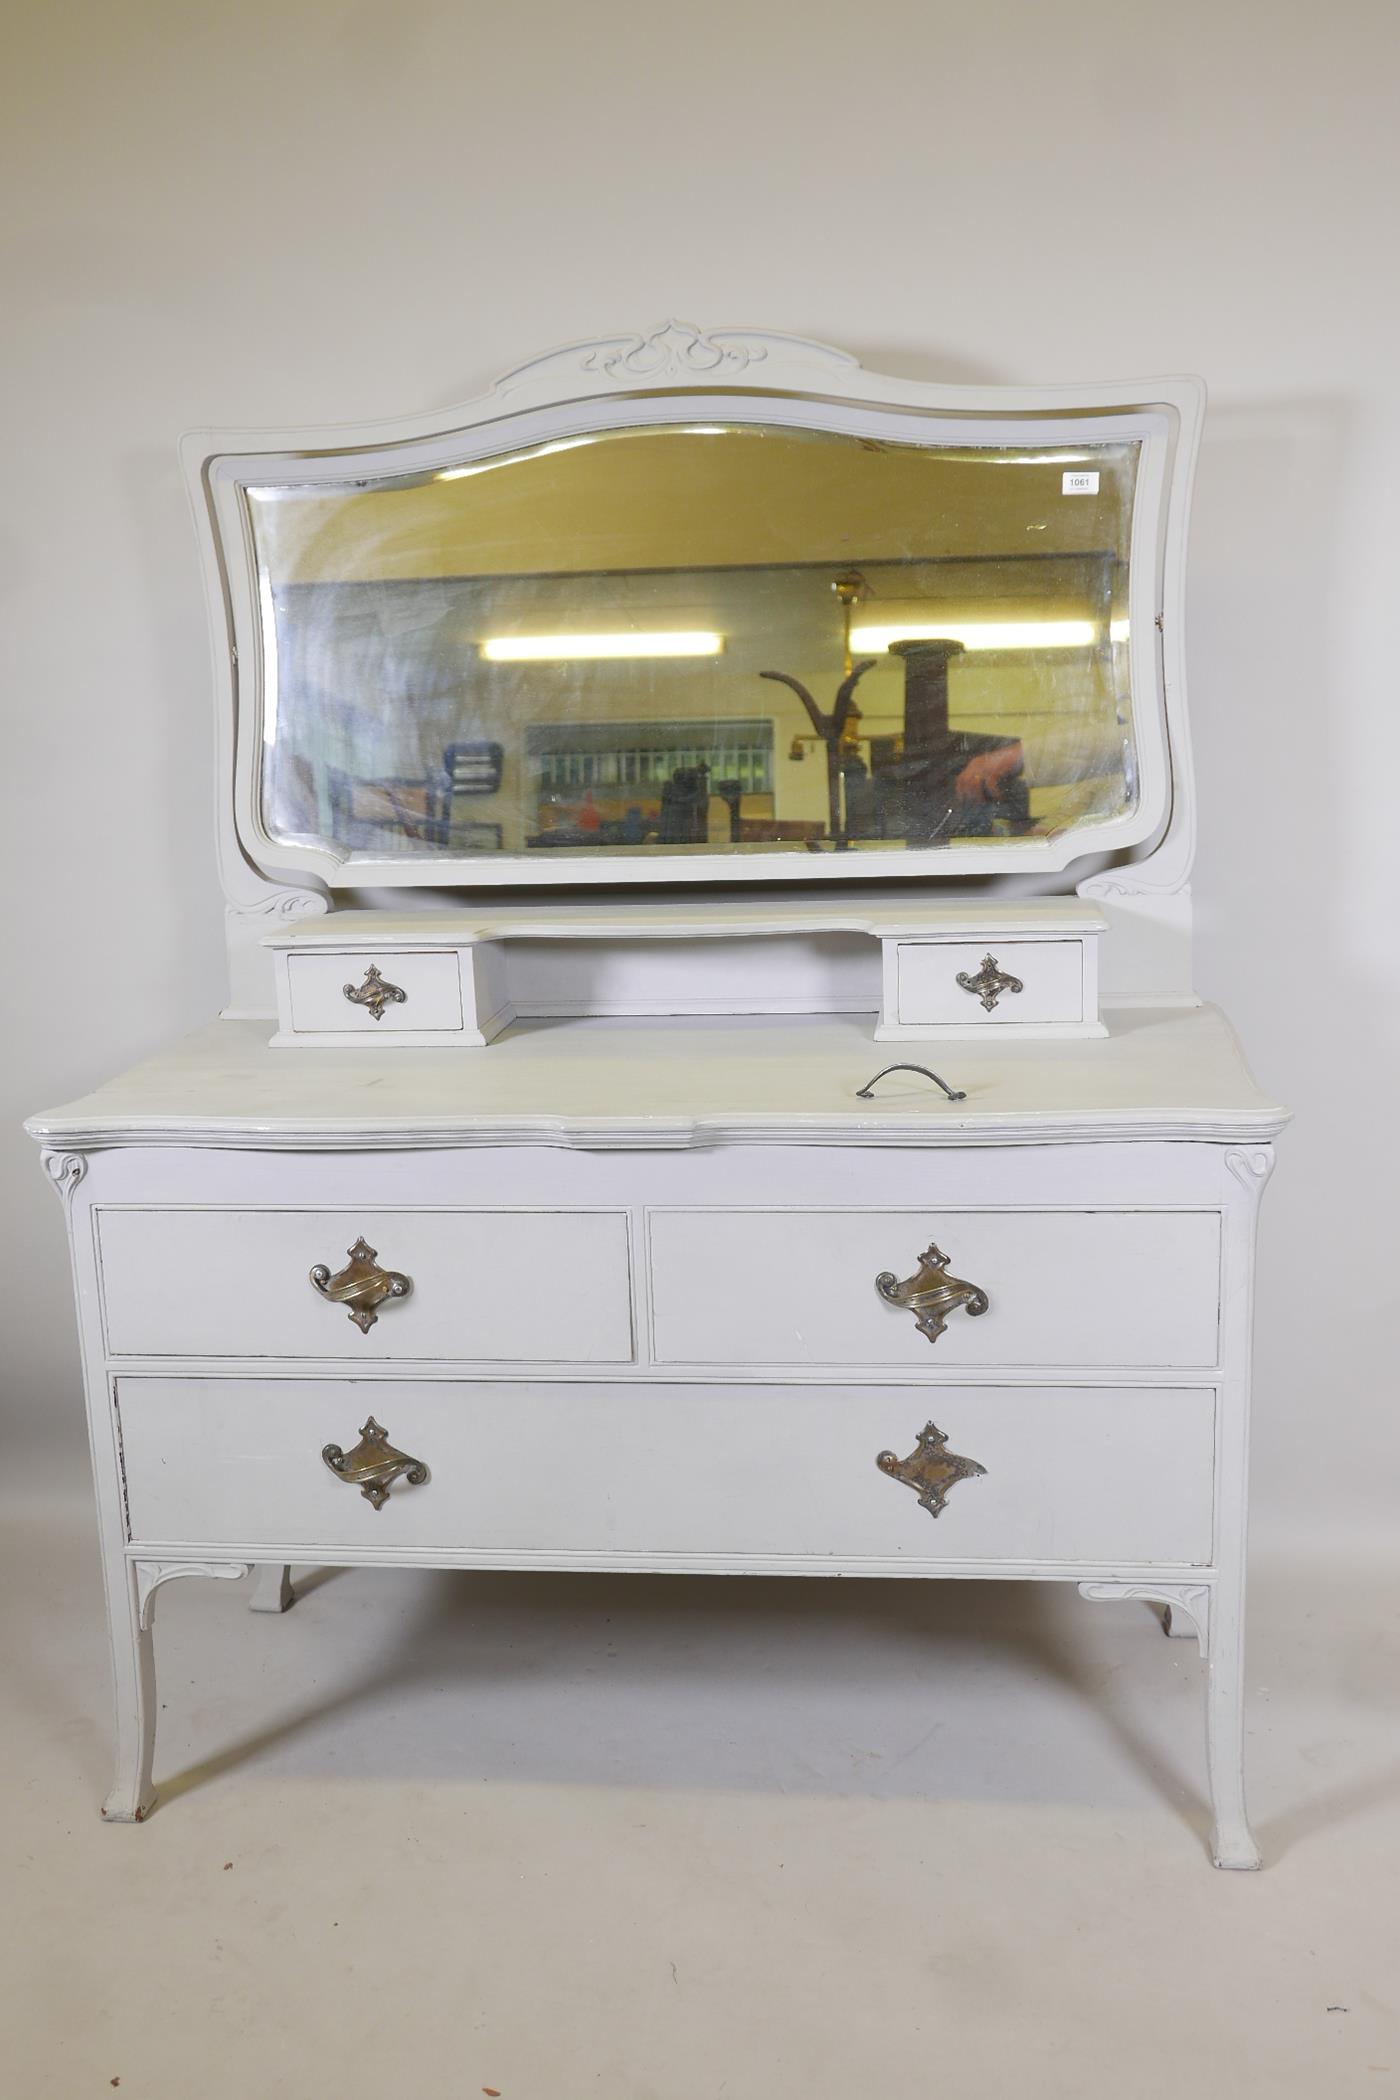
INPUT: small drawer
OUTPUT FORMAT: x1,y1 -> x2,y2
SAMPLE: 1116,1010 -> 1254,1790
286,951 -> 463,1034
648,1207 -> 1221,1368
115,1376 -> 1216,1567
895,939 -> 1086,1028
97,1207 -> 635,1362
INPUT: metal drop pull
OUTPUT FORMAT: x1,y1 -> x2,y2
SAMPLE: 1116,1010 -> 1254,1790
876,1419 -> 986,1520
343,965 -> 407,1020
322,1416 -> 429,1511
310,1237 -> 412,1333
875,1242 -> 989,1345
955,953 -> 1023,1012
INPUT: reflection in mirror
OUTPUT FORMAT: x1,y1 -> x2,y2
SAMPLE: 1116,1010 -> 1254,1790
246,423 -> 1140,866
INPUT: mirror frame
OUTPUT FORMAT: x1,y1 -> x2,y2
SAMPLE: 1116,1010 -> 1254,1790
184,321 -> 1202,899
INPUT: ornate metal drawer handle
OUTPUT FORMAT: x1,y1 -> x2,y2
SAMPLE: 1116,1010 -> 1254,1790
310,1237 -> 412,1333
955,953 -> 1023,1012
343,965 -> 407,1021
322,1416 -> 428,1511
875,1242 -> 989,1345
877,1420 -> 986,1520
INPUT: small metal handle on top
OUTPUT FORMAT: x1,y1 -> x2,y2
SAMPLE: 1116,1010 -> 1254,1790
856,1065 -> 966,1103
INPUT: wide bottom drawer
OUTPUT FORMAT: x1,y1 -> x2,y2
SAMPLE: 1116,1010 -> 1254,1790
117,1378 -> 1216,1566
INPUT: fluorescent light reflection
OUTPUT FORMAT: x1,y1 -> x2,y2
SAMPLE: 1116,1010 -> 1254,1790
482,631 -> 724,663
852,620 -> 1098,653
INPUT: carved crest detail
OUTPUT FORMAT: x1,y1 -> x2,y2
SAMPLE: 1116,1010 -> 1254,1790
580,319 -> 769,383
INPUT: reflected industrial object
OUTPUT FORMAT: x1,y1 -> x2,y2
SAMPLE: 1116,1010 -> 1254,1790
880,640 -> 1029,842
309,1237 -> 413,1332
342,964 -> 407,1021
246,421 -> 1140,868
321,1415 -> 429,1510
876,1420 -> 987,1520
955,953 -> 1025,1012
759,659 -> 877,849
875,1242 -> 990,1345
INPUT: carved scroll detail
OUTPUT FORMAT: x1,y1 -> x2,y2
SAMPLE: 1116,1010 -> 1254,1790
580,319 -> 769,382
41,1150 -> 88,1207
1224,1147 -> 1275,1198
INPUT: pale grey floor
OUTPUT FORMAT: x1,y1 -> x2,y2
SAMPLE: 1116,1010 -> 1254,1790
4,1492 -> 1397,2099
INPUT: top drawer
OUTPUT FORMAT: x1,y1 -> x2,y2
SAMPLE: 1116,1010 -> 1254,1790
287,951 -> 463,1034
647,1208 -> 1221,1368
896,940 -> 1086,1026
97,1208 -> 634,1362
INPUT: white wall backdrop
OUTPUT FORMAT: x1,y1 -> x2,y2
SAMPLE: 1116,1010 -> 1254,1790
5,0 -> 1396,1550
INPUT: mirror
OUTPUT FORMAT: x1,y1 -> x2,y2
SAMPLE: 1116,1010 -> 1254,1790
245,422 -> 1142,870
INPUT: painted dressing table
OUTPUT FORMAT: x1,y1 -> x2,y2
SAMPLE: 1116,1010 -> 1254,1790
29,323 -> 1285,1863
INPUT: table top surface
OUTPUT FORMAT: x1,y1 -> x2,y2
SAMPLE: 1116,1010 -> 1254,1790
28,1004 -> 1288,1152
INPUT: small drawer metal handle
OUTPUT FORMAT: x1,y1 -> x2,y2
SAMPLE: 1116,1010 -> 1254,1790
310,1237 -> 412,1333
875,1241 -> 989,1346
343,964 -> 407,1020
877,1419 -> 986,1520
322,1415 -> 428,1511
955,952 -> 1023,1012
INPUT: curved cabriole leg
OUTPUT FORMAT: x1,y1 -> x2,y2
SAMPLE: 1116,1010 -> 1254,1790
103,1562 -> 251,1823
1204,1568 -> 1260,1871
249,1564 -> 295,1614
101,1562 -> 157,1824
1077,1578 -> 1260,1869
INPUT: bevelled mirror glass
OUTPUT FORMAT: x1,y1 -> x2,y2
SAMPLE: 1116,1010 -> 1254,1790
242,420 -> 1148,875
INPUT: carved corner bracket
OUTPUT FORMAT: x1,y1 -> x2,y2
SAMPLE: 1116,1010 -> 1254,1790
134,1560 -> 252,1631
1078,1580 -> 1212,1658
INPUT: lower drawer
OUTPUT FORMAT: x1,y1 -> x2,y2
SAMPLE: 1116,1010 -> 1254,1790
117,1378 -> 1216,1566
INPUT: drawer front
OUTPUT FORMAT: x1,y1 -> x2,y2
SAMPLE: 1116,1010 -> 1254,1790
648,1208 -> 1220,1368
117,1378 -> 1216,1566
98,1209 -> 634,1362
896,940 -> 1084,1026
288,951 -> 463,1033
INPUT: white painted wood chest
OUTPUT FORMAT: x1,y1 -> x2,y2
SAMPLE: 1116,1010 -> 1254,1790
29,324 -> 1285,1865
